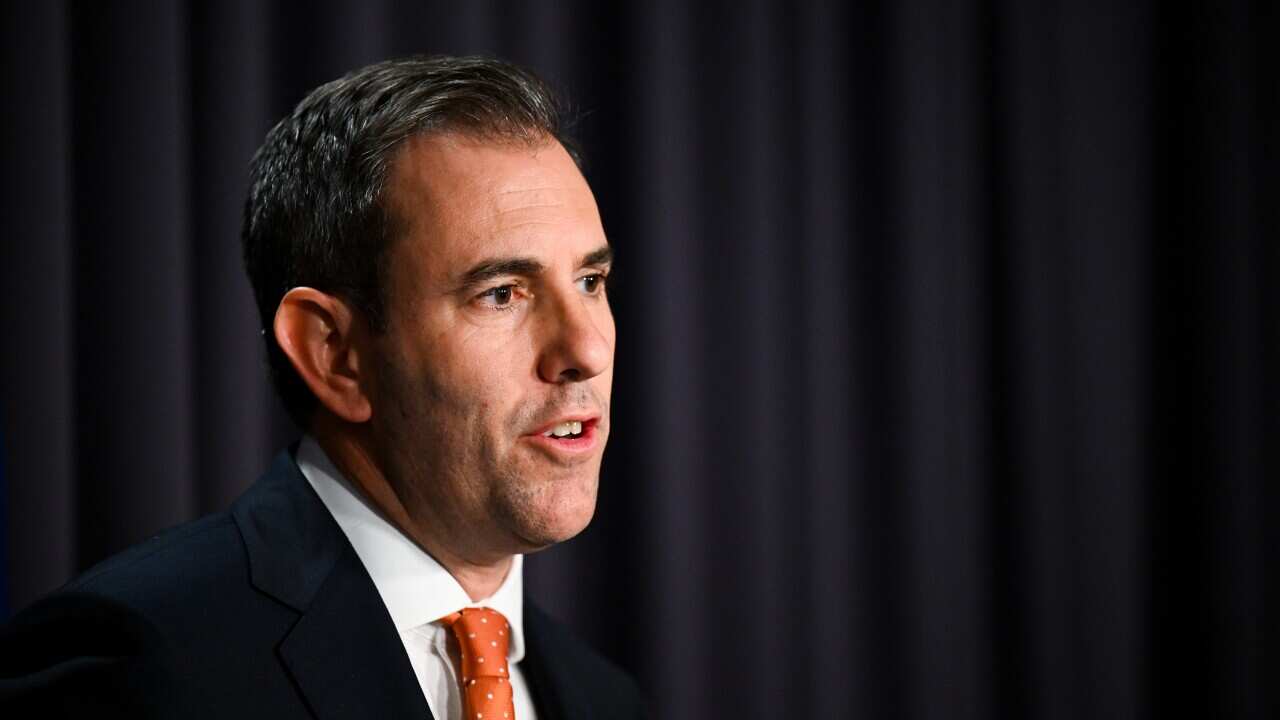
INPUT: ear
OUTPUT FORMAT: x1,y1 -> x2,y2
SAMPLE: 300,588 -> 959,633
273,288 -> 373,424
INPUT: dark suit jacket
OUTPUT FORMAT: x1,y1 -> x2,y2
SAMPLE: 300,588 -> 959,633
0,450 -> 644,719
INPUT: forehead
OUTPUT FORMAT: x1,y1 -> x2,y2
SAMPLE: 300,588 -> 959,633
383,133 -> 603,277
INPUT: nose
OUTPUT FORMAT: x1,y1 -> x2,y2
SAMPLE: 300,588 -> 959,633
536,293 -> 614,384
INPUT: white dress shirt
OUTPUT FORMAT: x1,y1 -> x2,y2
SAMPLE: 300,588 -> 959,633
296,436 -> 538,720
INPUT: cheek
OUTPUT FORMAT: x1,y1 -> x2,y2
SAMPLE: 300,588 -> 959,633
393,310 -> 543,445
418,325 -> 499,393
448,316 -> 538,378
428,345 -> 535,458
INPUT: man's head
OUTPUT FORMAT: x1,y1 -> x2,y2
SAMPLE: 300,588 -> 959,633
241,56 -> 614,565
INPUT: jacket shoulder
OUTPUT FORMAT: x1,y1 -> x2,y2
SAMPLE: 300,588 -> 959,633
0,586 -> 184,714
0,514 -> 245,716
70,513 -> 243,596
0,484 -> 311,716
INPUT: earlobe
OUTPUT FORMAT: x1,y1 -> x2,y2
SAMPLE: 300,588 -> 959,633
273,288 -> 373,424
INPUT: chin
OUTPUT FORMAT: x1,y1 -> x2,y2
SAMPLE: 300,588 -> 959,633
505,472 -> 599,549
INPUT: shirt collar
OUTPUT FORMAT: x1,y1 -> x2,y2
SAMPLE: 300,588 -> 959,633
295,435 -> 526,662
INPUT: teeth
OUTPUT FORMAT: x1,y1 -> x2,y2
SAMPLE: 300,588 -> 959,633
544,420 -> 584,438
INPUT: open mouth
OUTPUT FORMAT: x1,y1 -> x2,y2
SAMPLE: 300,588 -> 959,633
524,417 -> 600,455
542,419 -> 588,440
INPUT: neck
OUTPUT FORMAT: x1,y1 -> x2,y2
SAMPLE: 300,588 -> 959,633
310,416 -> 514,601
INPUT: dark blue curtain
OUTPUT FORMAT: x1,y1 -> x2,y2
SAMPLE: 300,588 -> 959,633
1,1 -> 1275,718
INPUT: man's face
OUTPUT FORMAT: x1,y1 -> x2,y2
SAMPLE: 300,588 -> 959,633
369,132 -> 615,562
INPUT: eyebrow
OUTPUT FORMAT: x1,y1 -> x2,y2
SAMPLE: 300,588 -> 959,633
580,245 -> 614,269
455,245 -> 614,289
457,257 -> 546,289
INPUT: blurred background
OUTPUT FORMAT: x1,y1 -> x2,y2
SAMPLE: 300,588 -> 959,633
1,1 -> 1275,718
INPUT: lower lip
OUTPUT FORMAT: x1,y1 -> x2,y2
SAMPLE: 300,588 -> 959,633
522,420 -> 600,457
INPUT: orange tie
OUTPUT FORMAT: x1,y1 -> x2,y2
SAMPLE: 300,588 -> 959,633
440,607 -> 515,720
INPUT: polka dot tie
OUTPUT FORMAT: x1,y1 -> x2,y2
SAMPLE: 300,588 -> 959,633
439,607 -> 515,720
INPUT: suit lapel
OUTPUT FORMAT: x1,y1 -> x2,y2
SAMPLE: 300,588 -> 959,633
277,542 -> 431,720
232,450 -> 433,720
521,603 -> 594,720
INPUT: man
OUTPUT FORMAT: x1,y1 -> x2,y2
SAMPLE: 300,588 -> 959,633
0,56 -> 644,719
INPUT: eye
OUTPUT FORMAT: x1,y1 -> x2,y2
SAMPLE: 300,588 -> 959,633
477,283 -> 521,309
577,273 -> 608,295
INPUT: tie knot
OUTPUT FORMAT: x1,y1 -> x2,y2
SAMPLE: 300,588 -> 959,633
441,607 -> 512,682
